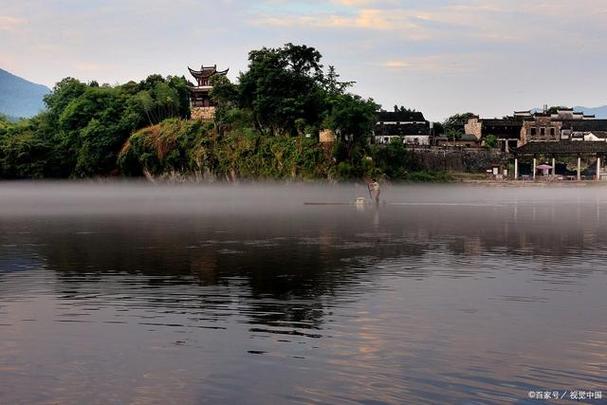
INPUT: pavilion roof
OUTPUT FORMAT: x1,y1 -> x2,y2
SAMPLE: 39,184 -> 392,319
188,65 -> 229,79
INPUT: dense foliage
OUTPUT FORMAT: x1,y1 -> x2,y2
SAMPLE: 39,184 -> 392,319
0,43 -> 450,182
0,75 -> 190,178
119,119 -> 332,181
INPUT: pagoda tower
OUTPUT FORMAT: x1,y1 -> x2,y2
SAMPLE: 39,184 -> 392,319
188,64 -> 229,121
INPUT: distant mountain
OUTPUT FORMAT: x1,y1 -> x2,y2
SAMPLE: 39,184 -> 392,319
0,68 -> 50,119
573,106 -> 607,119
530,105 -> 607,119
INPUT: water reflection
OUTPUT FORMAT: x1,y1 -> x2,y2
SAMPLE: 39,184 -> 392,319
1,184 -> 607,404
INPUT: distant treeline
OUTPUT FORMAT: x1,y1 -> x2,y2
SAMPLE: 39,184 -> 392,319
0,43 -> 449,182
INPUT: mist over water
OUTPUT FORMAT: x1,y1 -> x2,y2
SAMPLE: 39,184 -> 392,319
1,182 -> 607,404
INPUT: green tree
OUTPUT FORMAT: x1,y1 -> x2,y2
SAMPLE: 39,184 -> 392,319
210,74 -> 240,135
484,134 -> 498,149
326,93 -> 378,163
44,78 -> 87,118
322,65 -> 354,97
545,106 -> 570,115
0,119 -> 52,178
238,43 -> 326,136
443,112 -> 477,135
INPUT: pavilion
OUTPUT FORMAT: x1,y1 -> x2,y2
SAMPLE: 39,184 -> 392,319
188,65 -> 229,108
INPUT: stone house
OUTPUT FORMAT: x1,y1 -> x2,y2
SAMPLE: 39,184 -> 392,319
465,117 -> 522,152
520,115 -> 562,144
465,108 -> 607,149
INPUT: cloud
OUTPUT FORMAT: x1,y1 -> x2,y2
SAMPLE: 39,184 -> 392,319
0,16 -> 27,31
255,8 -> 423,32
382,54 -> 486,74
2,0 -> 607,119
253,0 -> 607,46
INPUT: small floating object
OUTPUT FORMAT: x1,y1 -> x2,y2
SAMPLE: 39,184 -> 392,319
303,202 -> 352,206
304,198 -> 384,207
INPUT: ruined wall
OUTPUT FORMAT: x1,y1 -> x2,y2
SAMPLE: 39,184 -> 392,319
521,117 -> 561,144
464,118 -> 483,140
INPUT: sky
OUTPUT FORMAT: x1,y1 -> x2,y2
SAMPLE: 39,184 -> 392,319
1,0 -> 607,121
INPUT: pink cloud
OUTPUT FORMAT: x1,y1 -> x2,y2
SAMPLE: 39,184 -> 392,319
0,16 -> 27,31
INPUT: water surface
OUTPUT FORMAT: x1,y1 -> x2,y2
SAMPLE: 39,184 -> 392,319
1,183 -> 606,404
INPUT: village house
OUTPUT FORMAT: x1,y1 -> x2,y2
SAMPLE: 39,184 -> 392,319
520,114 -> 562,144
465,108 -> 607,149
374,109 -> 432,146
561,119 -> 607,141
570,131 -> 607,142
465,116 -> 521,152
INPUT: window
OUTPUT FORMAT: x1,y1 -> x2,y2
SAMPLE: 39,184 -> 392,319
530,127 -> 537,136
550,128 -> 556,136
540,127 -> 546,136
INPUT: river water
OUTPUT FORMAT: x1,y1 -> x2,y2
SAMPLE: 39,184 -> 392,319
0,183 -> 606,404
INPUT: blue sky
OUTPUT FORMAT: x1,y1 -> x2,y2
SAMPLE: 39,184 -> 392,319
1,0 -> 607,120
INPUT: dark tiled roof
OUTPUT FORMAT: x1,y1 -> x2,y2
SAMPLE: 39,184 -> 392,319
375,122 -> 430,136
482,118 -> 524,125
481,119 -> 523,139
563,120 -> 607,132
515,141 -> 607,155
377,111 -> 426,122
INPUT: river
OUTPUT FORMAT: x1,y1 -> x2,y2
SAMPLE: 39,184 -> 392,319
0,183 -> 606,404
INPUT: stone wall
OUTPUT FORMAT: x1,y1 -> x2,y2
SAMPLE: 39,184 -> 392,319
191,107 -> 216,122
408,149 -> 509,173
319,129 -> 336,144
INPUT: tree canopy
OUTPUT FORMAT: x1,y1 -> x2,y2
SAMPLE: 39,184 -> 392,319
0,43 -> 401,181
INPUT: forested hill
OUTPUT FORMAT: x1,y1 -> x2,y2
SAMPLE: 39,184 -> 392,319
0,68 -> 50,119
574,106 -> 607,119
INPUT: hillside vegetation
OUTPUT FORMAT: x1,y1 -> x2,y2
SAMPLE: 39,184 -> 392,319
0,44 -> 449,182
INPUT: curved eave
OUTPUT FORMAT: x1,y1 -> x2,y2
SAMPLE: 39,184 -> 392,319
188,66 -> 229,77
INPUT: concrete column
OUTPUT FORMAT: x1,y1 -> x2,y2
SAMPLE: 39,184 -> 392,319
514,158 -> 519,180
597,157 -> 601,181
577,157 -> 581,181
552,157 -> 556,176
505,140 -> 509,154
533,158 -> 537,181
